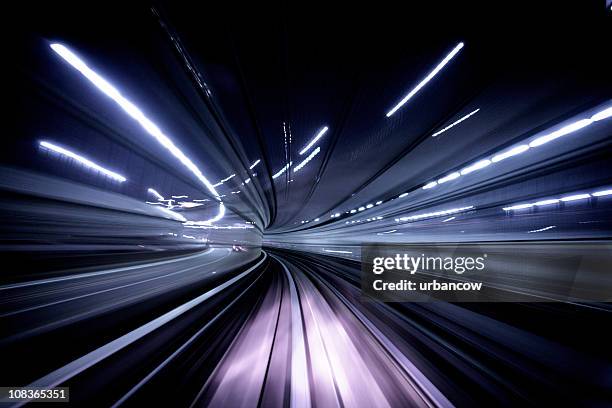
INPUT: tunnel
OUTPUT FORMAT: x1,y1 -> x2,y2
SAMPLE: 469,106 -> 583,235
2,2 -> 612,407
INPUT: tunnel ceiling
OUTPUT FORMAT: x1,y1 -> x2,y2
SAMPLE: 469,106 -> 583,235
10,2 -> 611,234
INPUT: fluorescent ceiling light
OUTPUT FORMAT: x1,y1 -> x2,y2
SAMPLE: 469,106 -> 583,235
299,127 -> 328,155
528,225 -> 556,233
432,108 -> 480,137
249,159 -> 261,169
437,172 -> 460,184
386,42 -> 464,117
591,106 -> 612,122
324,249 -> 352,254
491,145 -> 530,163
502,203 -> 533,211
534,199 -> 559,206
560,194 -> 590,202
592,189 -> 612,197
272,162 -> 292,179
147,188 -> 164,200
40,141 -> 126,182
422,181 -> 437,190
529,119 -> 593,147
51,43 -> 224,224
397,205 -> 474,222
294,147 -> 321,172
460,159 -> 491,175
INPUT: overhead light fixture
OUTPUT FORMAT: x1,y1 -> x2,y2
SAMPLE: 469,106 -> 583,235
432,108 -> 480,137
460,159 -> 491,175
529,118 -> 593,147
592,189 -> 612,197
437,172 -> 460,184
294,147 -> 321,172
272,162 -> 292,179
147,188 -> 164,200
591,106 -> 612,122
51,43 -> 224,224
560,194 -> 590,202
386,42 -> 464,117
40,141 -> 126,182
397,205 -> 474,222
249,159 -> 261,169
502,203 -> 534,211
501,187 -> 606,212
534,199 -> 559,206
299,127 -> 328,155
422,181 -> 437,190
491,145 -> 530,163
528,225 -> 556,233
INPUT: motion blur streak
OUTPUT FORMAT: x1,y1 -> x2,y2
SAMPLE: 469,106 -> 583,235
3,3 -> 612,408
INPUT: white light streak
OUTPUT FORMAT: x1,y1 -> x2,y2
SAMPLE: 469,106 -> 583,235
422,181 -> 437,190
40,141 -> 126,182
397,205 -> 474,222
442,216 -> 456,222
171,195 -> 188,199
147,188 -> 164,201
386,42 -> 464,117
249,159 -> 261,169
437,172 -> 460,184
460,159 -> 491,175
179,202 -> 204,208
294,147 -> 321,172
221,174 -> 235,183
323,249 -> 352,254
432,108 -> 480,137
376,201 -> 383,205
534,199 -> 560,206
272,162 -> 292,179
51,43 -> 224,223
592,189 -> 612,197
399,192 -> 409,198
591,106 -> 612,122
299,127 -> 328,155
529,118 -> 593,148
502,203 -> 534,211
501,187 -> 608,212
560,194 -> 590,202
491,145 -> 530,163
528,226 -> 556,233
366,203 -> 374,209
